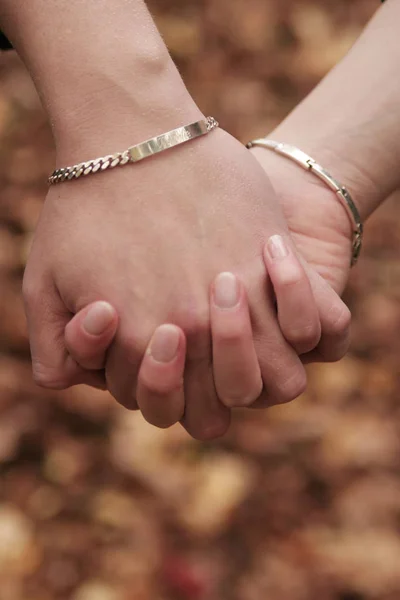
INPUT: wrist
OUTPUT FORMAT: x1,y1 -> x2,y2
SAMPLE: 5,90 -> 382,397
0,0 -> 203,162
50,51 -> 203,163
250,143 -> 354,244
270,120 -> 386,224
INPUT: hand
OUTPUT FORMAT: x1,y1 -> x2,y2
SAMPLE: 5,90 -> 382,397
30,133 -> 352,438
23,124 -> 315,439
62,225 -> 351,432
248,143 -> 355,365
249,145 -> 353,296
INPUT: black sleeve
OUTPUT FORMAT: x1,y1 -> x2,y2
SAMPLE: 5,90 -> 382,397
0,31 -> 12,50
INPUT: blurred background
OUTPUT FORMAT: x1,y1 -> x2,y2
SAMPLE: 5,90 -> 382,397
1,1 -> 400,599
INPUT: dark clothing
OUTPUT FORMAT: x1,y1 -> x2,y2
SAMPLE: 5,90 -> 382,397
0,31 -> 12,50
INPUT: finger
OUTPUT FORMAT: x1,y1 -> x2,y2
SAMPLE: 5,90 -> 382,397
210,272 -> 263,407
180,304 -> 231,441
182,360 -> 231,441
72,370 -> 108,390
304,267 -> 352,363
240,258 -> 308,409
137,324 -> 186,428
64,301 -> 118,370
23,274 -> 109,390
104,322 -> 149,410
264,235 -> 321,355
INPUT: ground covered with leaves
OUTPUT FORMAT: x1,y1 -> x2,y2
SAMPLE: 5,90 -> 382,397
1,1 -> 400,599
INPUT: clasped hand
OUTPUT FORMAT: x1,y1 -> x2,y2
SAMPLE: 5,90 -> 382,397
23,128 -> 351,440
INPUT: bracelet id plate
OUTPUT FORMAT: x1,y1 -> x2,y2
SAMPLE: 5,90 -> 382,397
48,116 -> 218,185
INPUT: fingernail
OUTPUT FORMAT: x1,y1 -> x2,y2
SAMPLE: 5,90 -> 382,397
149,324 -> 180,363
267,235 -> 289,261
214,272 -> 240,309
83,302 -> 115,336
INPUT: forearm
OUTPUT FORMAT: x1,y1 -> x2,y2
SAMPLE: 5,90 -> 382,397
0,1 -> 201,159
271,1 -> 400,222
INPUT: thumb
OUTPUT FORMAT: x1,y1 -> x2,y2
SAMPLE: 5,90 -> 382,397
24,276 -> 112,390
64,301 -> 118,371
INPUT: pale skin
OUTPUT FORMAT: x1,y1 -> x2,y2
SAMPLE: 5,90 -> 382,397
0,1 -> 395,437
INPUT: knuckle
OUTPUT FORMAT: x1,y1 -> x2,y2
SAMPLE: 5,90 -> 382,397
250,391 -> 270,409
215,322 -> 248,345
32,361 -> 68,390
220,382 -> 263,408
319,334 -> 351,364
276,264 -> 304,289
150,420 -> 174,430
275,368 -> 307,405
327,303 -> 352,336
220,394 -> 245,408
221,394 -> 254,408
323,346 -> 348,363
144,411 -> 182,430
285,322 -> 321,349
190,418 -> 230,442
139,373 -> 182,397
108,388 -> 138,411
